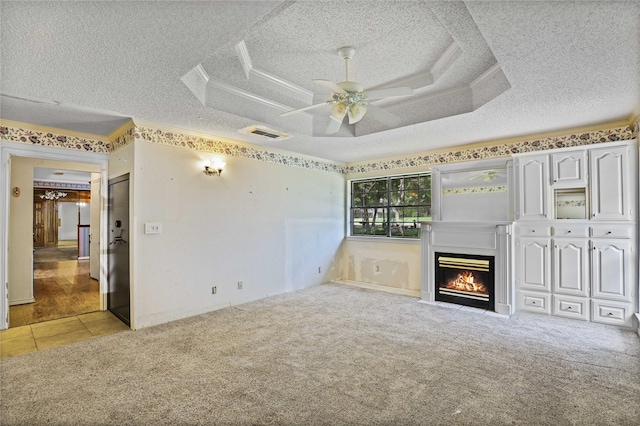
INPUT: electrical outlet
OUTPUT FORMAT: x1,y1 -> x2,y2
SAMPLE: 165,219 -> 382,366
237,281 -> 243,290
318,266 -> 322,273
375,265 -> 380,272
212,286 -> 217,294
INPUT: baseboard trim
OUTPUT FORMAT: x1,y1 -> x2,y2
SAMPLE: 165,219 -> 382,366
9,297 -> 35,306
332,280 -> 420,298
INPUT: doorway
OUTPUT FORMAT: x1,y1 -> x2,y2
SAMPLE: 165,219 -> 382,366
107,174 -> 130,326
7,163 -> 102,328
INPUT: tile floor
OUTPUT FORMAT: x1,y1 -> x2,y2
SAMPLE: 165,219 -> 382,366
0,311 -> 129,359
10,255 -> 100,327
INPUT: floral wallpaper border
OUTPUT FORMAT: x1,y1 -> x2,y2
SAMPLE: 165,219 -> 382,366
346,125 -> 637,174
34,181 -> 91,190
134,126 -> 347,174
1,120 -> 638,176
110,124 -> 135,151
556,200 -> 586,207
0,124 -> 111,153
442,185 -> 507,195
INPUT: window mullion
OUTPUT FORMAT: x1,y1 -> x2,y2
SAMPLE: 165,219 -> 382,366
387,177 -> 392,237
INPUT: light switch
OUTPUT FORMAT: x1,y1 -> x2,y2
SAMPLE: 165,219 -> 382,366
144,222 -> 162,234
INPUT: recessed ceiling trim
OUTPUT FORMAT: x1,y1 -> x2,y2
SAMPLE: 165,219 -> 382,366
209,80 -> 289,111
469,63 -> 503,90
384,86 -> 472,112
208,80 -> 312,118
235,40 -> 253,78
235,41 -> 313,104
430,40 -> 462,81
366,70 -> 434,92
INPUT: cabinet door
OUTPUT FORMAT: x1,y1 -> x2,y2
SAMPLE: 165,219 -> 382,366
591,239 -> 632,302
516,155 -> 549,221
517,237 -> 551,291
590,145 -> 631,221
551,151 -> 587,187
552,238 -> 588,296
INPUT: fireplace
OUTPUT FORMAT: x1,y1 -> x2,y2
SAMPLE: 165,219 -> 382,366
435,252 -> 495,310
421,222 -> 513,315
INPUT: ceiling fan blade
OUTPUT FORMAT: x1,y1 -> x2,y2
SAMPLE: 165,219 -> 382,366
364,103 -> 402,127
347,103 -> 367,124
363,86 -> 413,100
280,101 -> 330,117
326,116 -> 343,134
313,79 -> 347,94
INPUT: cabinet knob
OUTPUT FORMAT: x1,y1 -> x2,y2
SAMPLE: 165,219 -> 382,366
606,231 -> 612,234
567,306 -> 572,310
531,301 -> 536,304
607,312 -> 613,316
567,230 -> 571,233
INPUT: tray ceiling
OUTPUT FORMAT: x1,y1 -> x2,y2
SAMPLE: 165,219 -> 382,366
1,1 -> 638,163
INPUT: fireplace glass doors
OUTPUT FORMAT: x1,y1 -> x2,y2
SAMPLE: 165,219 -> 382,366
435,252 -> 495,310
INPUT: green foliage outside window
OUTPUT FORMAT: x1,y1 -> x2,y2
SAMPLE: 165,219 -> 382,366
350,174 -> 431,238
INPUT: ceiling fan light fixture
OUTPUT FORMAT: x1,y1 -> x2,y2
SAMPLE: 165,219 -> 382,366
348,103 -> 367,124
331,102 -> 347,121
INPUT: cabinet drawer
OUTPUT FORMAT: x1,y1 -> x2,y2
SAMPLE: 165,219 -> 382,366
590,226 -> 632,239
552,225 -> 588,238
516,225 -> 551,237
518,291 -> 551,314
552,295 -> 588,321
591,300 -> 633,327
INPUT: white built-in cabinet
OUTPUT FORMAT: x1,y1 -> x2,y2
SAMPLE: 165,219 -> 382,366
590,145 -> 632,221
551,150 -> 587,187
516,154 -> 549,221
514,141 -> 637,327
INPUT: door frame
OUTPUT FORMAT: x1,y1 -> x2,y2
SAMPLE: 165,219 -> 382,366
0,141 -> 109,330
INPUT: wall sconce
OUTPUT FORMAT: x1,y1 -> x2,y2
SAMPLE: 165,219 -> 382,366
203,159 -> 226,177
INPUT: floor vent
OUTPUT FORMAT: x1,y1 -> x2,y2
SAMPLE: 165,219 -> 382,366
240,125 -> 291,140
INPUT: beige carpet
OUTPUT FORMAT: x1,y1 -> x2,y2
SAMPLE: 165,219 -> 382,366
1,284 -> 638,425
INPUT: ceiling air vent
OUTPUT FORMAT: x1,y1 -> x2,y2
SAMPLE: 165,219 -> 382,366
240,125 -> 291,141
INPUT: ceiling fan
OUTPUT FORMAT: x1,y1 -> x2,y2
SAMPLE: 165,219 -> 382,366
280,46 -> 414,134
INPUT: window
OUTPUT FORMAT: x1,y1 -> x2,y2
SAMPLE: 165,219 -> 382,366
350,173 -> 431,238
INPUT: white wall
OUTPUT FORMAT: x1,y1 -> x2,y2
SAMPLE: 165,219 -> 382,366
340,238 -> 421,296
58,202 -> 78,240
128,140 -> 345,328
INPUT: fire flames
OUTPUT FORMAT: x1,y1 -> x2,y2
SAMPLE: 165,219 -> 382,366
445,270 -> 487,294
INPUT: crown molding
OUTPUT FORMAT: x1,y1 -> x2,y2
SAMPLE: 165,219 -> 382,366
431,40 -> 462,81
208,79 -> 306,116
469,63 -> 503,90
235,40 -> 313,105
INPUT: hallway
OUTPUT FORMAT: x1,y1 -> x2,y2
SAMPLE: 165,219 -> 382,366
9,247 -> 100,327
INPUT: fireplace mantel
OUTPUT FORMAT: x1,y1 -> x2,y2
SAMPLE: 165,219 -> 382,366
421,221 -> 514,315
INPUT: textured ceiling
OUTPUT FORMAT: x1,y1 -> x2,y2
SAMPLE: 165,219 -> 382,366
1,1 -> 639,164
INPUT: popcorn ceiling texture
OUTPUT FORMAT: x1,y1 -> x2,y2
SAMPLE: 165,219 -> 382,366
0,123 -> 636,175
